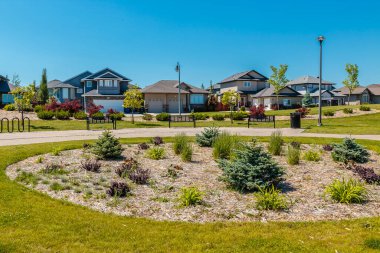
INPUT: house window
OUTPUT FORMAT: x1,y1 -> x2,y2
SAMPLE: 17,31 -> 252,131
77,88 -> 83,94
362,94 -> 369,103
283,99 -> 291,106
62,88 -> 69,99
86,81 -> 92,88
244,81 -> 251,87
190,94 -> 204,104
113,80 -> 118,87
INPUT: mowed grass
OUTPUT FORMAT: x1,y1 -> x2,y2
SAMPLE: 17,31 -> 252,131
0,137 -> 380,252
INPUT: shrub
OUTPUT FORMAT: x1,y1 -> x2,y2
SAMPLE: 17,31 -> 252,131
303,149 -> 321,162
323,110 -> 335,116
190,112 -> 209,120
3,104 -> 15,111
173,133 -> 188,155
152,136 -> 163,145
142,113 -> 153,121
218,142 -> 284,192
364,238 -> 380,250
343,108 -> 353,114
212,132 -> 240,160
249,104 -> 266,118
240,106 -> 246,112
146,147 -> 165,160
60,99 -> 82,114
51,147 -> 62,156
45,97 -> 60,111
351,165 -> 380,184
255,185 -> 288,211
50,182 -> 67,192
42,163 -> 68,175
55,110 -> 70,120
322,144 -> 334,151
34,105 -> 44,113
295,107 -> 310,118
290,141 -> 301,149
212,114 -> 225,121
287,145 -> 300,165
91,111 -> 105,120
138,143 -> 149,150
37,110 -> 55,120
332,138 -> 370,164
116,158 -> 138,177
156,112 -> 170,121
360,105 -> 371,111
107,109 -> 124,121
195,127 -> 220,147
268,131 -> 283,156
129,167 -> 150,184
16,171 -> 39,186
324,178 -> 367,204
178,187 -> 203,206
74,111 -> 87,120
81,159 -> 101,172
181,143 -> 193,162
231,111 -> 249,120
87,101 -> 103,116
107,181 -> 130,197
92,130 -> 123,159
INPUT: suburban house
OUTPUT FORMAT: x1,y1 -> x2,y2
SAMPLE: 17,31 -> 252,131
218,70 -> 269,107
367,84 -> 380,103
333,86 -> 371,104
48,68 -> 132,112
252,86 -> 302,109
142,80 -> 209,113
0,75 -> 14,105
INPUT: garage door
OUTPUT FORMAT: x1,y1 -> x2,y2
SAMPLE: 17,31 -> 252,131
168,97 -> 178,113
146,98 -> 163,113
93,100 -> 124,113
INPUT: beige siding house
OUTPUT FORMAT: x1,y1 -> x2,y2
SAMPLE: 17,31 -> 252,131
142,80 -> 209,113
333,86 -> 371,104
252,86 -> 302,109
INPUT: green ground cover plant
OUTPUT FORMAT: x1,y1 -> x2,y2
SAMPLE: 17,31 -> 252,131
146,147 -> 165,160
255,185 -> 288,211
324,178 -> 368,204
303,149 -> 321,162
178,186 -> 203,206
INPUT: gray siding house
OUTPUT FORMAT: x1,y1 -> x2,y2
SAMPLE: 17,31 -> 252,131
0,75 -> 14,105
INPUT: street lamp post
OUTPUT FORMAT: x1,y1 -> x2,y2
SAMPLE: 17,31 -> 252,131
317,35 -> 325,127
175,62 -> 181,116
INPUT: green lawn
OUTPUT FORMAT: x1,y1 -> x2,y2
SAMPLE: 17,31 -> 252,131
0,137 -> 380,252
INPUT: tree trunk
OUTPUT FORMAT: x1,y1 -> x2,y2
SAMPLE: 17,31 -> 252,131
132,109 -> 135,124
276,95 -> 279,110
230,106 -> 233,124
348,92 -> 351,106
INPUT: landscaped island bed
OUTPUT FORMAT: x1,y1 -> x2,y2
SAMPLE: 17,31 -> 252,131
7,141 -> 380,222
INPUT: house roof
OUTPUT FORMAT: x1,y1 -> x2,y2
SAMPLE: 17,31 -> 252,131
252,86 -> 301,98
367,84 -> 380,95
298,90 -> 346,97
81,68 -> 131,81
0,81 -> 14,93
64,71 -> 93,87
333,86 -> 368,95
219,70 -> 268,84
287,75 -> 335,85
47,79 -> 76,89
142,80 -> 208,94
0,75 -> 9,81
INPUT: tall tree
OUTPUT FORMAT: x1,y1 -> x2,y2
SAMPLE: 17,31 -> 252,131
11,84 -> 36,111
38,68 -> 49,104
268,64 -> 289,110
11,74 -> 21,87
123,87 -> 144,124
302,92 -> 313,107
342,63 -> 359,106
201,83 -> 205,89
221,89 -> 240,123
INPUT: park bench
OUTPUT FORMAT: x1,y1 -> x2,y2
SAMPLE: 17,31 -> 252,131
168,115 -> 196,128
247,115 -> 276,128
86,116 -> 116,130
0,117 -> 30,133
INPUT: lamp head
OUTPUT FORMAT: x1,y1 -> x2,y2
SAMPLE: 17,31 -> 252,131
317,35 -> 325,42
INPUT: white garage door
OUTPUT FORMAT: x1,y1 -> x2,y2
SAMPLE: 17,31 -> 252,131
146,98 -> 163,113
93,100 -> 124,113
168,97 -> 178,113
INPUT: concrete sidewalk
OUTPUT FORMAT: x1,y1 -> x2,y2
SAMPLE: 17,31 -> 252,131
1,127 -> 380,146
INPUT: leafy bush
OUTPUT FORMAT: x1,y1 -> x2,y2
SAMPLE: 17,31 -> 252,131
51,147 -> 62,156
55,110 -> 70,120
325,178 -> 367,204
212,114 -> 225,121
218,142 -> 284,192
351,165 -> 380,184
332,138 -> 370,164
343,108 -> 353,114
34,105 -> 44,113
178,187 -> 203,206
323,110 -> 335,116
287,145 -> 300,165
142,113 -> 153,121
146,147 -> 165,160
107,109 -> 124,121
196,127 -> 220,147
42,163 -> 68,175
255,185 -> 288,210
37,110 -> 55,120
73,111 -> 87,120
181,143 -> 193,162
231,111 -> 249,120
44,97 -> 60,111
107,181 -> 130,197
303,149 -> 321,162
360,105 -> 371,111
322,144 -> 334,151
60,99 -> 82,114
81,159 -> 101,172
156,112 -> 170,121
152,136 -> 163,145
191,112 -> 209,120
129,167 -> 151,184
240,106 -> 246,112
295,107 -> 310,118
91,111 -> 105,120
173,133 -> 188,155
3,104 -> 15,111
212,132 -> 240,160
249,104 -> 266,118
116,158 -> 138,178
268,131 -> 283,156
290,141 -> 301,149
87,101 -> 103,116
138,143 -> 149,150
16,171 -> 39,186
92,130 -> 123,159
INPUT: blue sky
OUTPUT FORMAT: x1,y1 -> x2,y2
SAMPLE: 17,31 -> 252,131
1,0 -> 380,88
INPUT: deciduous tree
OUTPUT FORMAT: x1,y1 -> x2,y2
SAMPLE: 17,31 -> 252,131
342,64 -> 359,106
123,87 -> 144,124
268,65 -> 289,110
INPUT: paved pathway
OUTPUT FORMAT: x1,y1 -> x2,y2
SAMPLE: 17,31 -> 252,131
1,127 -> 380,146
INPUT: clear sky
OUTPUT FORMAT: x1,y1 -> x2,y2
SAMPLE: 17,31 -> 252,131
1,0 -> 380,88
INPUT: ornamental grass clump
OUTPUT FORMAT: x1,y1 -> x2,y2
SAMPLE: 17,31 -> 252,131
332,138 -> 370,164
195,127 -> 220,147
212,132 -> 240,160
324,178 -> 368,204
268,131 -> 283,156
181,143 -> 193,162
255,185 -> 288,211
178,186 -> 203,207
303,149 -> 321,162
16,172 -> 39,186
218,142 -> 284,192
173,133 -> 188,155
286,145 -> 300,165
92,130 -> 123,160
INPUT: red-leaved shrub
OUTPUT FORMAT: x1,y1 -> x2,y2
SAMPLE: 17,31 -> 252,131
87,101 -> 103,116
60,99 -> 82,114
45,97 -> 60,111
295,107 -> 310,118
250,104 -> 266,118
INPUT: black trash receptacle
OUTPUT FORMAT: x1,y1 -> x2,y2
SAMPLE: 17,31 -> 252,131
290,112 -> 301,128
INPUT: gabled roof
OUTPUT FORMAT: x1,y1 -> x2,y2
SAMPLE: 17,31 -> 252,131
287,75 -> 335,85
64,71 -> 93,87
298,90 -> 346,97
367,84 -> 380,95
82,68 -> 131,81
0,75 -> 9,81
219,70 -> 268,84
142,80 -> 208,94
252,86 -> 301,98
333,86 -> 368,95
0,80 -> 13,93
47,79 -> 76,89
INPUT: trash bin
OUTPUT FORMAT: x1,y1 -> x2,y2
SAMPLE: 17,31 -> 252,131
290,112 -> 301,128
